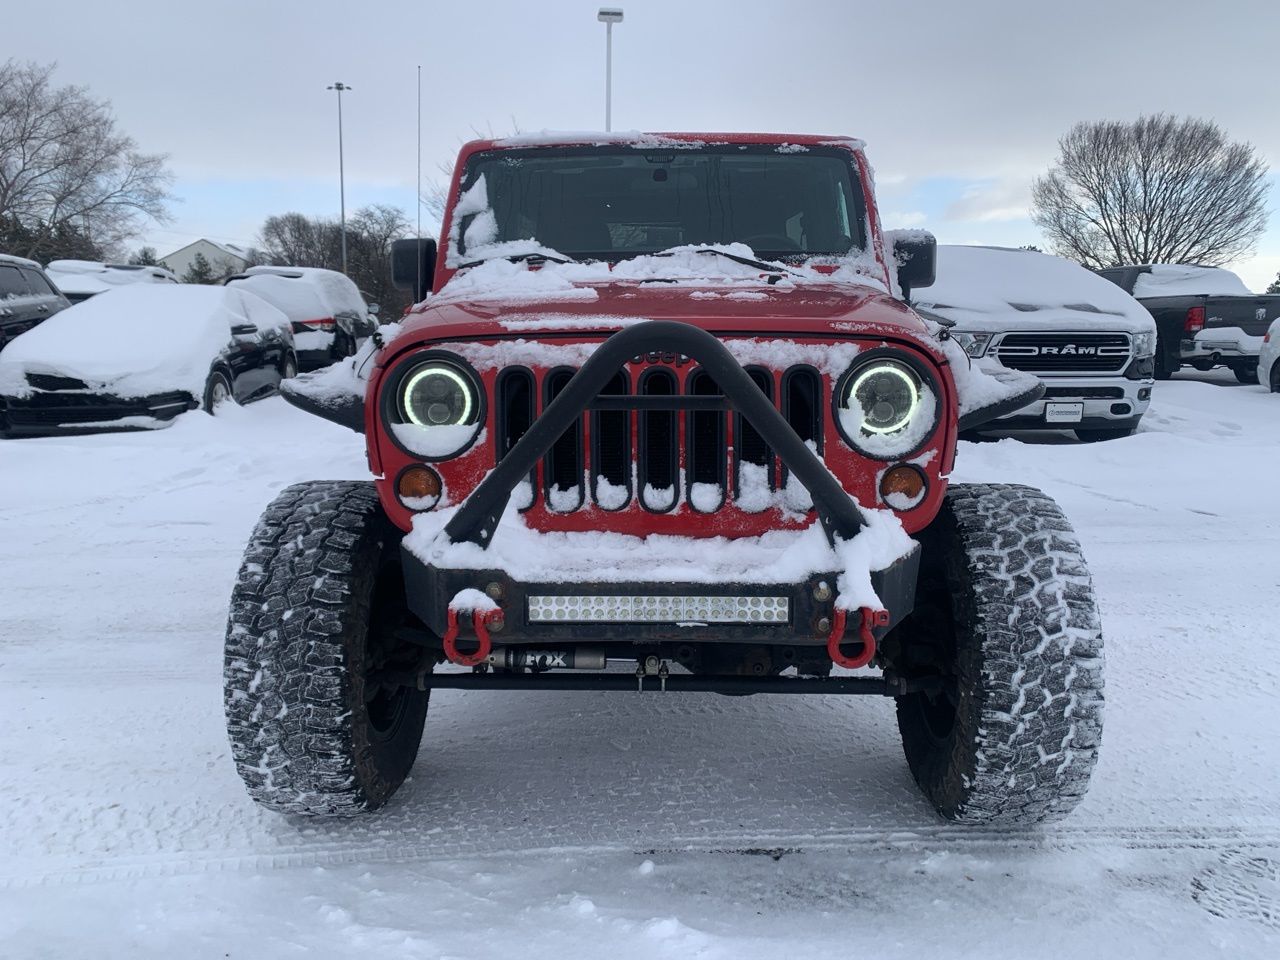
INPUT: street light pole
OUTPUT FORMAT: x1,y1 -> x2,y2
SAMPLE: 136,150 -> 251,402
327,82 -> 351,275
597,8 -> 623,132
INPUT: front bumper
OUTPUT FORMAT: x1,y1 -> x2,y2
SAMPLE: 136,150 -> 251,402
0,390 -> 195,437
401,544 -> 921,647
988,375 -> 1152,430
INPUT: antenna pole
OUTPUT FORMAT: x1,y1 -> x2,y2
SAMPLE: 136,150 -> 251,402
416,65 -> 423,301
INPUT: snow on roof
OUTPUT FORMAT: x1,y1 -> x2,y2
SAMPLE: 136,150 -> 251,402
0,285 -> 290,401
914,246 -> 1155,335
1,253 -> 44,269
232,266 -> 366,319
1131,264 -> 1254,298
45,260 -> 178,296
485,131 -> 865,150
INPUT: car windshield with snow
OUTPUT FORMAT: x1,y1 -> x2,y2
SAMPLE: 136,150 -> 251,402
224,133 -> 1105,829
0,284 -> 296,436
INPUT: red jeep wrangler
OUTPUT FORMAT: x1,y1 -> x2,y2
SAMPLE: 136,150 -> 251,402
225,133 -> 1103,825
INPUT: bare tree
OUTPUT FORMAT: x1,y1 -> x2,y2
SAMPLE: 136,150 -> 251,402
1031,115 -> 1268,268
0,61 -> 172,261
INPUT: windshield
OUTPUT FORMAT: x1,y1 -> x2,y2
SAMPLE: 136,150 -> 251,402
455,145 -> 869,263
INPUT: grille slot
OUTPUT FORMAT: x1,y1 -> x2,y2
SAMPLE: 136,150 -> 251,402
638,368 -> 678,511
995,333 -> 1131,373
543,368 -> 583,511
734,367 -> 774,498
687,369 -> 725,512
590,371 -> 631,509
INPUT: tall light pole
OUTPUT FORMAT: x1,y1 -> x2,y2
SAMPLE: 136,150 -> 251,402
327,82 -> 351,275
597,8 -> 623,132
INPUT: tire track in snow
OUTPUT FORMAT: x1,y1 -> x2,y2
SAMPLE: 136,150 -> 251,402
7,824 -> 1280,889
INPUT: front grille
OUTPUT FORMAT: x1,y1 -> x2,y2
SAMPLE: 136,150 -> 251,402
3,390 -> 192,426
1041,386 -> 1126,399
25,373 -> 88,391
494,363 -> 825,512
994,333 -> 1131,373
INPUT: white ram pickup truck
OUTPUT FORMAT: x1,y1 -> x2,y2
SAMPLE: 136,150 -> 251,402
915,246 -> 1157,442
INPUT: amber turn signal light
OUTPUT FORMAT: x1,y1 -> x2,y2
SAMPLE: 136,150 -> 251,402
397,466 -> 442,510
879,464 -> 927,510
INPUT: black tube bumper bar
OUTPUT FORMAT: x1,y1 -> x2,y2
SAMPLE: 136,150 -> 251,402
444,320 -> 869,549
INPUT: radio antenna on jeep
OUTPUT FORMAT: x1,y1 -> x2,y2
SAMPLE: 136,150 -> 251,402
415,64 -> 423,303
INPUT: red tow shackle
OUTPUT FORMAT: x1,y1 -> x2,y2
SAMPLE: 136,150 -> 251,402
442,607 -> 502,667
826,606 -> 890,670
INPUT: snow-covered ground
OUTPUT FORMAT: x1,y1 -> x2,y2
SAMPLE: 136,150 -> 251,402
1,381 -> 1278,958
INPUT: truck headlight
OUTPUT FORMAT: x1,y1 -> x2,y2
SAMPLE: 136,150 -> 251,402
836,357 -> 938,459
400,361 -> 478,427
952,331 -> 992,358
1133,330 -> 1156,358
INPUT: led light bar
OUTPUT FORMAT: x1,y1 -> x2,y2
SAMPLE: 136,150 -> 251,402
527,594 -> 790,624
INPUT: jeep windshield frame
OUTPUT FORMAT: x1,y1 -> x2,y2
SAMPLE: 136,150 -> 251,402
453,144 -> 870,265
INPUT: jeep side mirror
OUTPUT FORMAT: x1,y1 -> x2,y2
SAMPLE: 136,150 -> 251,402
891,230 -> 936,301
391,238 -> 438,303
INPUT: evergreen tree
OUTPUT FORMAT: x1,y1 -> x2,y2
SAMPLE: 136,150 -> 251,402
1267,272 -> 1280,295
129,246 -> 159,266
181,252 -> 216,284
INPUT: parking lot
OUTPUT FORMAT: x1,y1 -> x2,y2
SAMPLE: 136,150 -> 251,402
1,373 -> 1277,957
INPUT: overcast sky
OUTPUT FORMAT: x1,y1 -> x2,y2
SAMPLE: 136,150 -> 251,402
9,0 -> 1279,287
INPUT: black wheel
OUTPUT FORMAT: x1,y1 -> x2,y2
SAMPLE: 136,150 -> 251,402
280,352 -> 298,380
202,369 -> 234,413
224,481 -> 430,816
888,483 -> 1104,825
1153,338 -> 1177,380
1231,361 -> 1259,385
1074,427 -> 1134,443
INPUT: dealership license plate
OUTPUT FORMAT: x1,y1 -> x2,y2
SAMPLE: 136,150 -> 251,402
1045,402 -> 1084,424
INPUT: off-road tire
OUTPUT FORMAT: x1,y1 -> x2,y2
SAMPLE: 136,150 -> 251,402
224,481 -> 430,816
202,369 -> 234,412
891,483 -> 1104,825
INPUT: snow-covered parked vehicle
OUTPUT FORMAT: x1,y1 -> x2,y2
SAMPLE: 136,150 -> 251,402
1260,316 -> 1280,392
916,246 -> 1157,442
0,253 -> 70,348
225,266 -> 374,370
0,284 -> 296,436
225,132 -> 1104,825
1095,264 -> 1279,382
44,259 -> 178,304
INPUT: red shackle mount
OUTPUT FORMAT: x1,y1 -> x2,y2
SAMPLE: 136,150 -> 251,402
442,607 -> 503,667
827,606 -> 890,670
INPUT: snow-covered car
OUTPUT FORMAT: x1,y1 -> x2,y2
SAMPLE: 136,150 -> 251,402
224,266 -> 374,370
0,284 -> 295,436
223,132 -> 1104,829
45,259 -> 178,304
915,246 -> 1157,442
1,254 -> 71,348
1260,316 -> 1280,392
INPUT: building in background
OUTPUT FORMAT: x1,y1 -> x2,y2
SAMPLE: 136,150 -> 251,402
160,239 -> 253,280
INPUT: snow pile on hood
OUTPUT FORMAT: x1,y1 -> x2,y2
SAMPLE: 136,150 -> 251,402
915,246 -> 1156,335
231,267 -> 367,321
403,489 -> 916,611
0,285 -> 289,400
1131,264 -> 1254,298
45,260 -> 177,298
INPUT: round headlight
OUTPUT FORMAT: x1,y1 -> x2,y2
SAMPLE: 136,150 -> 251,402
847,361 -> 921,433
399,362 -> 478,427
837,357 -> 937,458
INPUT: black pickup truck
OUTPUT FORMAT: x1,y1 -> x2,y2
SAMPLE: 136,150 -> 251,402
1095,264 -> 1280,382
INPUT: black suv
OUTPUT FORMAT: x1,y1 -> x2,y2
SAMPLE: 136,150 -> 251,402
0,255 -> 70,350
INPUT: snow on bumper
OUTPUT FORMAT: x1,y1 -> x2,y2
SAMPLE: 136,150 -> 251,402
401,496 -> 920,645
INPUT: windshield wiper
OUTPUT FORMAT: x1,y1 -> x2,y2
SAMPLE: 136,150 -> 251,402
457,251 -> 576,270
649,246 -> 801,281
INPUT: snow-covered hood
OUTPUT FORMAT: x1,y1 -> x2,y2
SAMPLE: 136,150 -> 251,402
396,261 -> 935,353
916,246 -> 1156,337
0,285 -> 290,400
